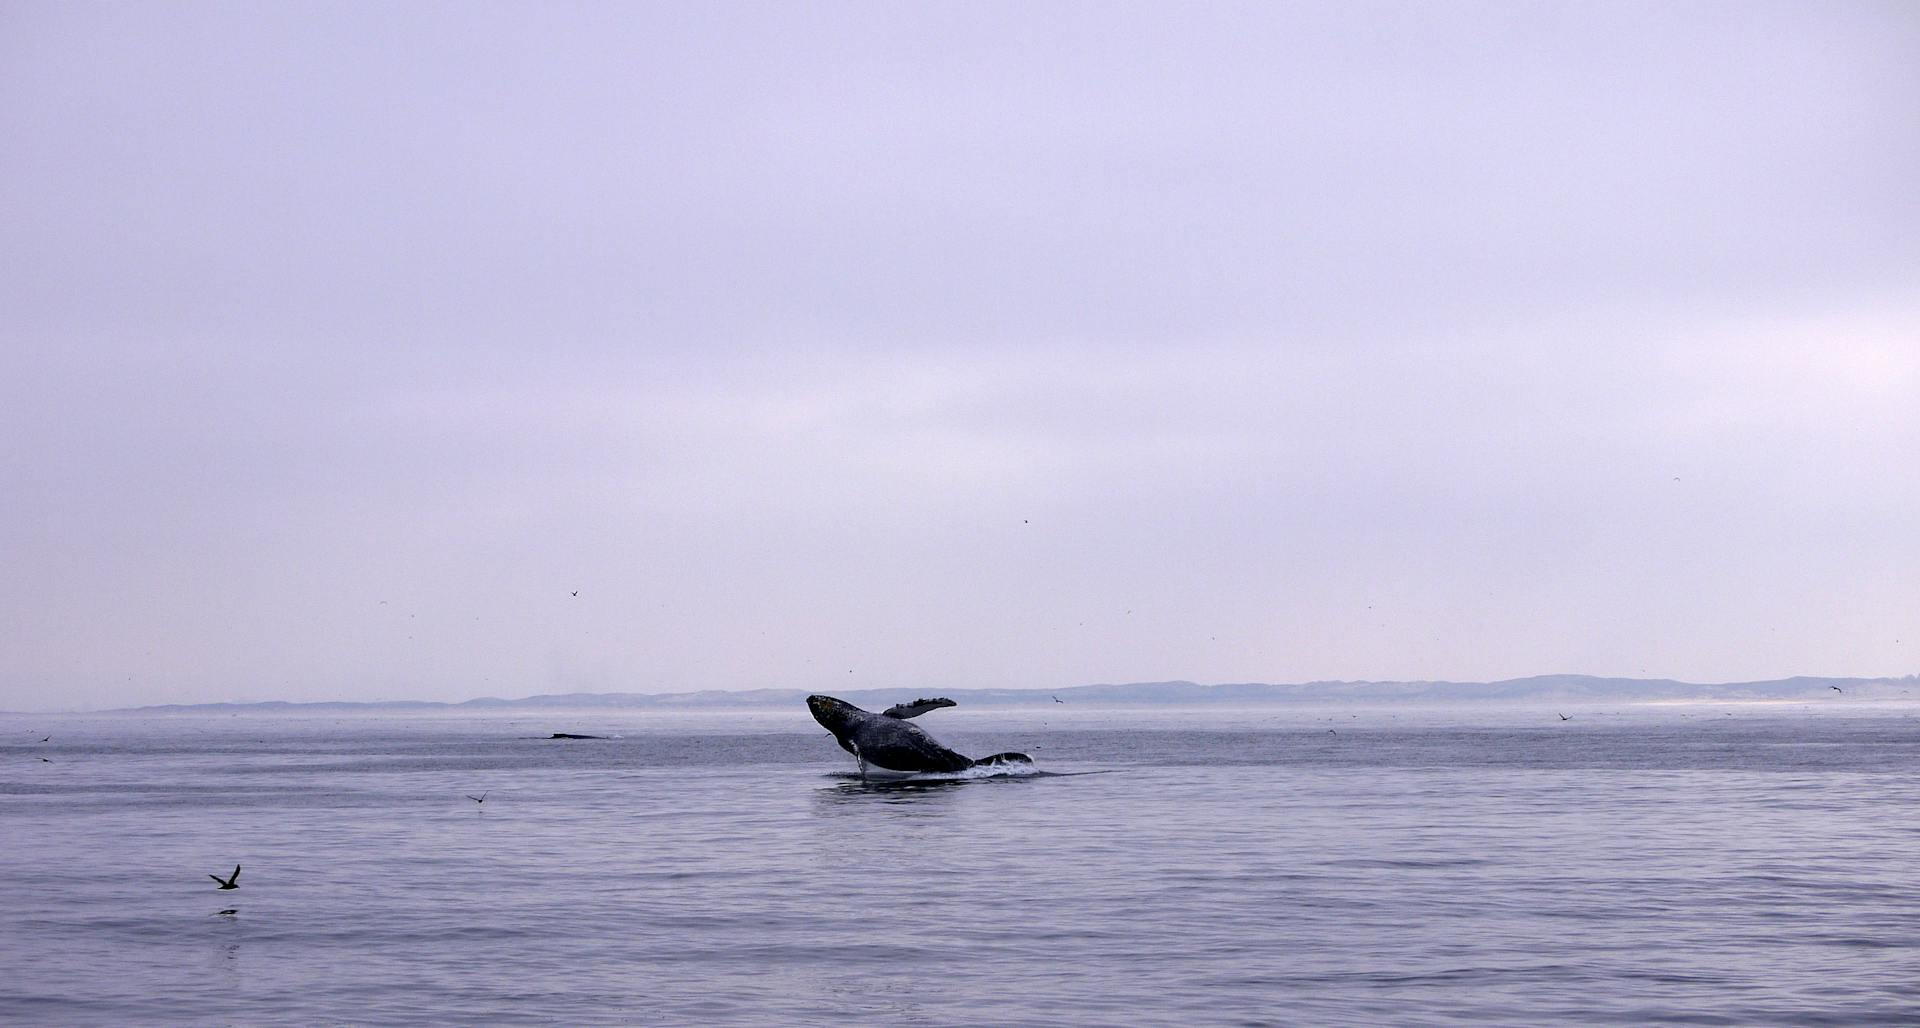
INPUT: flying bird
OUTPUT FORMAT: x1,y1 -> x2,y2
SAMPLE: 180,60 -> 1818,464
210,866 -> 241,890
1052,695 -> 1064,704
467,792 -> 487,804
1559,713 -> 1571,721
1830,685 -> 1844,693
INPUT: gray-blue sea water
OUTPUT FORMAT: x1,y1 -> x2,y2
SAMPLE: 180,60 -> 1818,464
3,703 -> 1918,1025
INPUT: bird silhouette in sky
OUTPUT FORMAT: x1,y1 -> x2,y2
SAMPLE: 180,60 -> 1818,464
467,792 -> 487,804
210,866 -> 241,890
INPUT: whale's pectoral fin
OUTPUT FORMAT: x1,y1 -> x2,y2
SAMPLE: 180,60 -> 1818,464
882,697 -> 957,719
972,751 -> 1033,767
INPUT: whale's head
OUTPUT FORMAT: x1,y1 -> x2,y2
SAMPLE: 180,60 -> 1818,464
806,694 -> 864,737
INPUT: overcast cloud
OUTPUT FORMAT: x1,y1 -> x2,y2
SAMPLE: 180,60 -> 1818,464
3,2 -> 1915,710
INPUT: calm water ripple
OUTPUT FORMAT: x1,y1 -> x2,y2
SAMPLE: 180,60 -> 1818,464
2,705 -> 1918,1025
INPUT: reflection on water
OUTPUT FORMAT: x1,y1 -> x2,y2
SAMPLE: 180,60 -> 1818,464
2,706 -> 1918,1026
822,775 -> 973,794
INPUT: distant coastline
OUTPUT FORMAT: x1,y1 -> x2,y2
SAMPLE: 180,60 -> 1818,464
60,673 -> 1920,715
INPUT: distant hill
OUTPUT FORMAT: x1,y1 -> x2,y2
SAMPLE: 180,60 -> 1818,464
119,674 -> 1920,713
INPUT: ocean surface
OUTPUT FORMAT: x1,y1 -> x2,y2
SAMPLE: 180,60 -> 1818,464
3,702 -> 1918,1025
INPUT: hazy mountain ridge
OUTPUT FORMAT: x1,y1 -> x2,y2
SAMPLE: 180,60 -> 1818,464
112,674 -> 1920,713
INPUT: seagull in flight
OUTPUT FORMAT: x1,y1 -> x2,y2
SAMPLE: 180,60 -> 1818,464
1830,685 -> 1844,693
210,866 -> 241,890
1559,713 -> 1572,721
1052,695 -> 1064,704
467,792 -> 487,804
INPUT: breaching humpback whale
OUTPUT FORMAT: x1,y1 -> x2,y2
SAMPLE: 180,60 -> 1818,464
806,695 -> 1032,777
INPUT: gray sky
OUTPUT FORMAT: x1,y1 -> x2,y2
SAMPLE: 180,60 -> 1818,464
3,2 -> 1916,711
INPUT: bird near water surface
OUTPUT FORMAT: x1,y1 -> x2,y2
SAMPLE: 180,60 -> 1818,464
210,866 -> 240,890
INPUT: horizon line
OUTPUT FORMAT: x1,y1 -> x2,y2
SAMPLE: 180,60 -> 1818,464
8,671 -> 1918,716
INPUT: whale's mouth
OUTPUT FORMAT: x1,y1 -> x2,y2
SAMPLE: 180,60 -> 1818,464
806,694 -> 846,729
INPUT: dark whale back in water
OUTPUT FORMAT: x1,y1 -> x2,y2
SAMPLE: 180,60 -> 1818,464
806,694 -> 1032,775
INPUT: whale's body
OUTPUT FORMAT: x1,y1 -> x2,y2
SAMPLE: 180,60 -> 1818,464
806,695 -> 1032,775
